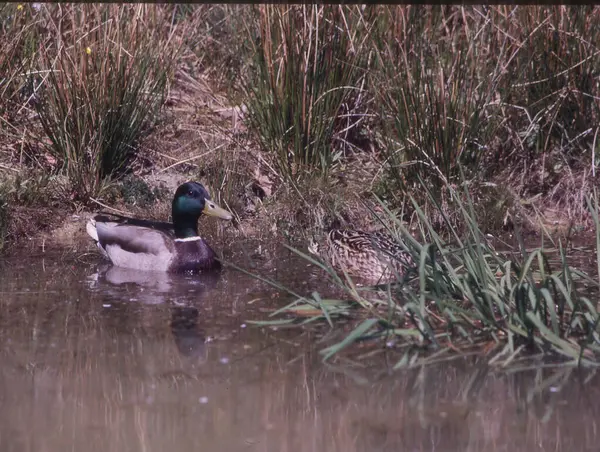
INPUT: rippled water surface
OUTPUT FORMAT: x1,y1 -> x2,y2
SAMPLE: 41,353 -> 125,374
1,247 -> 599,452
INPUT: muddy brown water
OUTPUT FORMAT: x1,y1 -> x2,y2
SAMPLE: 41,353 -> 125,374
1,245 -> 599,452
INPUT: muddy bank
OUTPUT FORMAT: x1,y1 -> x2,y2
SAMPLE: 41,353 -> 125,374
1,166 -> 593,258
1,4 -> 597,254
1,78 -> 592,254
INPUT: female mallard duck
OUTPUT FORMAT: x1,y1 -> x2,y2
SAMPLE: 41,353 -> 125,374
308,229 -> 414,283
86,181 -> 233,273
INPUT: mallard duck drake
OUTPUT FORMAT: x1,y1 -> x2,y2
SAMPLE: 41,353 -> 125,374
86,181 -> 233,273
308,229 -> 414,283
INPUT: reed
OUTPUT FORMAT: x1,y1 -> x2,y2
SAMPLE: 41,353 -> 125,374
254,175 -> 600,368
34,4 -> 177,199
242,5 -> 372,180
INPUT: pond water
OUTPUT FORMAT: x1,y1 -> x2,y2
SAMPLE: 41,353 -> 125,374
1,246 -> 599,452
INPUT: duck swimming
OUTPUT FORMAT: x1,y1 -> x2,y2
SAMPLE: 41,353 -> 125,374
86,181 -> 232,273
309,229 -> 415,283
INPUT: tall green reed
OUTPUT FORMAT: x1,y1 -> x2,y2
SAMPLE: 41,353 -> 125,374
496,6 -> 600,159
0,3 -> 40,120
242,5 -> 372,180
34,4 -> 177,200
253,175 -> 600,368
372,6 -> 600,220
372,6 -> 502,195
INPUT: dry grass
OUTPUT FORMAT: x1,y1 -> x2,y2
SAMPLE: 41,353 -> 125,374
370,6 -> 600,228
34,4 -> 178,199
1,5 -> 600,250
242,5 -> 373,179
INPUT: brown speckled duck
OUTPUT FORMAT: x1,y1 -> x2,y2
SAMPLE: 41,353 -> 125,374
86,182 -> 232,273
308,229 -> 415,283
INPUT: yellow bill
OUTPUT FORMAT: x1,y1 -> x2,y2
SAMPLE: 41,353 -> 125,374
203,200 -> 233,220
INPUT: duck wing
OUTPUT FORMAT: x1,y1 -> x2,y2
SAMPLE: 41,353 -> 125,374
93,213 -> 175,234
90,213 -> 175,256
331,229 -> 411,261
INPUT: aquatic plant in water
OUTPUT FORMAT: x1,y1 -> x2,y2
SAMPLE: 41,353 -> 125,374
243,182 -> 600,369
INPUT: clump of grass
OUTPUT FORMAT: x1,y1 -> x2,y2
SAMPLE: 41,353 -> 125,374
372,6 -> 501,203
242,5 -> 373,180
372,6 -> 600,227
0,3 -> 39,115
254,176 -> 600,369
34,4 -> 178,200
497,6 -> 600,160
488,6 -> 600,224
118,174 -> 168,208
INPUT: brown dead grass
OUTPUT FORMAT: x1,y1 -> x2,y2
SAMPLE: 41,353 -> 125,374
1,5 -> 597,253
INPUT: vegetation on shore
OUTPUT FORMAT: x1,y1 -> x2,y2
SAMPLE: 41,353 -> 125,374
253,183 -> 600,367
1,5 -> 600,365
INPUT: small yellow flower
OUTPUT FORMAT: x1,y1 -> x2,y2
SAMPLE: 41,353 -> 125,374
85,46 -> 92,55
17,4 -> 23,10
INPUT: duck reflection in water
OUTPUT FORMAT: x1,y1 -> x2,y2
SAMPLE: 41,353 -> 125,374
89,264 -> 221,361
170,306 -> 205,359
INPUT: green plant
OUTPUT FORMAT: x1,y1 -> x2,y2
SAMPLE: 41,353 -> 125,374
247,174 -> 600,369
119,174 -> 167,208
243,5 -> 372,180
34,4 -> 177,200
0,3 -> 41,122
498,6 -> 600,160
368,6 -> 600,226
373,6 -> 501,198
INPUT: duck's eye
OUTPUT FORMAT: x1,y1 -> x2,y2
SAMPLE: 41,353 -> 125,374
187,190 -> 194,197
